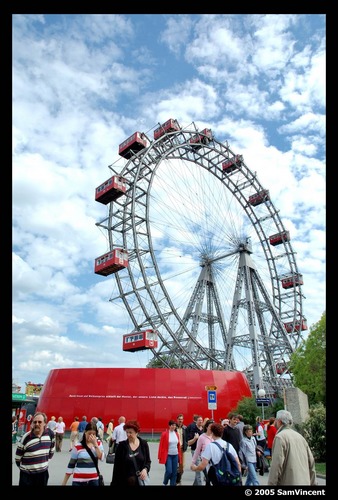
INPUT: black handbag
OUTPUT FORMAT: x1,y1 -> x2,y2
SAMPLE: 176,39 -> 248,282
106,445 -> 115,464
128,444 -> 150,485
84,444 -> 105,486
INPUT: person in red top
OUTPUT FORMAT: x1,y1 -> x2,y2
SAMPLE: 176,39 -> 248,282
266,417 -> 277,455
158,420 -> 182,486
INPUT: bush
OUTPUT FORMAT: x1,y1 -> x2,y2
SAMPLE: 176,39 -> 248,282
296,403 -> 326,461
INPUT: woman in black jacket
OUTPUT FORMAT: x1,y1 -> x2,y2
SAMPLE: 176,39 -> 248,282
111,420 -> 151,486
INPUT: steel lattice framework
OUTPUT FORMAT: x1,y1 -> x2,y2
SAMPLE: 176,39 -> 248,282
96,122 -> 306,396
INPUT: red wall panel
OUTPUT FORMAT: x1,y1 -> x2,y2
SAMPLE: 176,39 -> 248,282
37,367 -> 252,433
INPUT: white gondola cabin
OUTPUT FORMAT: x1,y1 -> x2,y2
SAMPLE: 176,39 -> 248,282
95,176 -> 127,205
94,249 -> 128,276
123,329 -> 158,352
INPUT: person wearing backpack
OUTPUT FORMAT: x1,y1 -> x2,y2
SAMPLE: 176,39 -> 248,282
190,422 -> 241,486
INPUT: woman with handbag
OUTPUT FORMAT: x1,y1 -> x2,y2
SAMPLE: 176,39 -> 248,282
61,422 -> 105,486
110,420 -> 151,486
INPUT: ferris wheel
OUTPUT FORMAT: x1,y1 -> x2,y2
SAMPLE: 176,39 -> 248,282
95,120 -> 307,396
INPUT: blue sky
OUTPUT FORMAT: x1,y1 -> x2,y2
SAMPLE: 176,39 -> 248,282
12,13 -> 326,391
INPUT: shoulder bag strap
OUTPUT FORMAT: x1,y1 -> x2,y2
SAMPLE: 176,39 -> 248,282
129,444 -> 147,485
210,440 -> 223,465
84,444 -> 100,476
212,441 -> 222,450
128,444 -> 140,475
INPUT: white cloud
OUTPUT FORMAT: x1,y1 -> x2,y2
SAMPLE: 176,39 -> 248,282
12,13 -> 326,391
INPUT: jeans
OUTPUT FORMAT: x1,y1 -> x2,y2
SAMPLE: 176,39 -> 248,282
163,454 -> 179,486
245,462 -> 260,486
191,451 -> 204,485
72,479 -> 100,486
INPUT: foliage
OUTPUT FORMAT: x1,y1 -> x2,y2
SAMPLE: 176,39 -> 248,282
289,312 -> 326,405
234,396 -> 284,427
233,396 -> 258,427
146,355 -> 180,368
269,398 -> 284,416
315,463 -> 326,476
296,403 -> 326,462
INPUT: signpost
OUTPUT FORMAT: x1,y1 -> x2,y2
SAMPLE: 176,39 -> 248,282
206,386 -> 217,419
12,393 -> 26,401
255,398 -> 270,406
256,398 -> 270,420
257,388 -> 268,419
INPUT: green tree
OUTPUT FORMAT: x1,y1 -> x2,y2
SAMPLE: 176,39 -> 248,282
296,403 -> 326,461
233,396 -> 258,426
289,312 -> 326,405
146,355 -> 180,368
234,396 -> 284,427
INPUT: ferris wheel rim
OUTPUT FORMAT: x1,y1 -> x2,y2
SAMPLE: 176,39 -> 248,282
103,122 -> 305,392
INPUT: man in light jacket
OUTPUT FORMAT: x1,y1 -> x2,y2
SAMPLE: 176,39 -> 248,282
267,409 -> 316,485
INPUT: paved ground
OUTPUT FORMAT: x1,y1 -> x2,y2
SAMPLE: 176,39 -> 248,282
12,437 -> 326,487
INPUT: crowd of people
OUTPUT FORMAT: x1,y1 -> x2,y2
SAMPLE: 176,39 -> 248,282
13,409 -> 318,486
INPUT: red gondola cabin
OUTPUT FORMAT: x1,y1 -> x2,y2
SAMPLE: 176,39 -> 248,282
154,119 -> 180,140
189,128 -> 213,149
248,189 -> 270,206
123,329 -> 158,352
281,273 -> 303,289
119,132 -> 147,159
94,248 -> 128,276
284,318 -> 307,333
95,176 -> 127,205
276,362 -> 290,374
269,231 -> 290,246
222,154 -> 242,173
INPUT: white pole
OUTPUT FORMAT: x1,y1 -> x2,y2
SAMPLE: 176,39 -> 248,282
257,388 -> 266,420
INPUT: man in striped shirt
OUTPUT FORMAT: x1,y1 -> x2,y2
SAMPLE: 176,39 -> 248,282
15,411 -> 55,486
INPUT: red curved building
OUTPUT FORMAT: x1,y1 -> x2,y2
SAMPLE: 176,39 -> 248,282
37,367 -> 252,432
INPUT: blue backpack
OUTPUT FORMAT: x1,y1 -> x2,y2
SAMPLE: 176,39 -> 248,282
208,441 -> 241,486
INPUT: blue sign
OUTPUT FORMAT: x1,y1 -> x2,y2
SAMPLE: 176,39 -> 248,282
208,390 -> 217,409
256,398 -> 270,406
